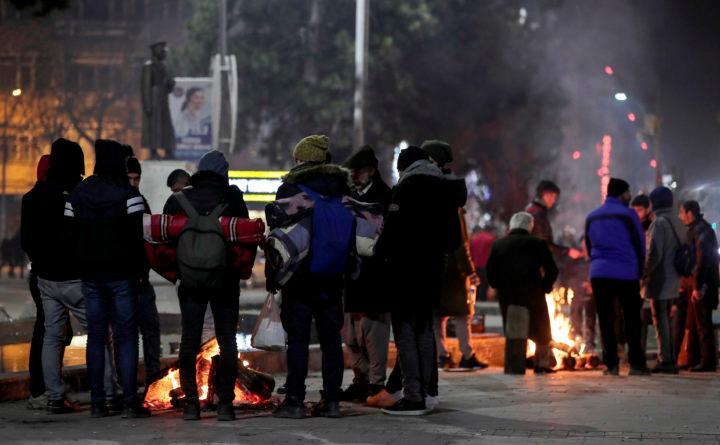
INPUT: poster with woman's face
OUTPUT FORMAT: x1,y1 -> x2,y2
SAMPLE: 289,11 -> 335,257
169,78 -> 213,160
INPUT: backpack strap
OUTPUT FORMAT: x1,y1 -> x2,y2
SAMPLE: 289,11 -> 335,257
209,202 -> 229,219
173,192 -> 199,219
659,216 -> 681,246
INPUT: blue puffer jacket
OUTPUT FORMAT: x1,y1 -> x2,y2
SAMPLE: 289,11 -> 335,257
585,197 -> 646,281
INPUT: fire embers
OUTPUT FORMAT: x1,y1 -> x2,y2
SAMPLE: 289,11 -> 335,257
144,337 -> 275,410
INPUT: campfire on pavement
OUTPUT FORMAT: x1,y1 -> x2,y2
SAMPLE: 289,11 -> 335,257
144,337 -> 275,410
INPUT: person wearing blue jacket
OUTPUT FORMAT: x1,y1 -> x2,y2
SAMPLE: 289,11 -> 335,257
585,178 -> 650,376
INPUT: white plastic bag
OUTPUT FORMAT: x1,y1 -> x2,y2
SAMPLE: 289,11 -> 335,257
251,293 -> 287,351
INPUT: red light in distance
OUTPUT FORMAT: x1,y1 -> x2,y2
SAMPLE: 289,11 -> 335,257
650,159 -> 657,168
604,65 -> 614,76
627,112 -> 636,122
640,142 -> 649,150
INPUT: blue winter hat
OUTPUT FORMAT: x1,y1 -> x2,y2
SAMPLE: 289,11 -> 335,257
198,149 -> 229,178
649,186 -> 673,210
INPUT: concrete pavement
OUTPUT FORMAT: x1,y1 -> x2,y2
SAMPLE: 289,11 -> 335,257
2,367 -> 719,444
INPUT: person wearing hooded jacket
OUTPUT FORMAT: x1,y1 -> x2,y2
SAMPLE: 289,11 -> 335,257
163,149 -> 249,421
340,145 -> 393,403
421,140 -> 487,371
377,146 -> 452,416
68,139 -> 150,419
644,186 -> 686,374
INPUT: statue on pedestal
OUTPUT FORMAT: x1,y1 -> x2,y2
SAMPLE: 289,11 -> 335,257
141,41 -> 176,159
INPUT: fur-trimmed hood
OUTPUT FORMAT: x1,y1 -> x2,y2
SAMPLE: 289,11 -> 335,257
282,162 -> 352,198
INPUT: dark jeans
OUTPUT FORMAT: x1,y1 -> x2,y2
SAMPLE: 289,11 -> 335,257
281,291 -> 344,402
83,280 -> 139,405
138,281 -> 161,383
391,308 -> 436,402
640,305 -> 653,352
686,296 -> 718,369
650,299 -> 675,365
386,341 -> 439,397
570,296 -> 596,352
178,284 -> 239,404
592,279 -> 646,369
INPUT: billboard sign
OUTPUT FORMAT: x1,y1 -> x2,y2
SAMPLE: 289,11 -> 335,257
169,77 -> 213,160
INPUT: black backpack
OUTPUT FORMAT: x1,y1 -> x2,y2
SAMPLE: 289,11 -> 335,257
174,192 -> 228,289
661,216 -> 695,277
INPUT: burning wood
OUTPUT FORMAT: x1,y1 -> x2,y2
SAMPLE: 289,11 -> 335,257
144,337 -> 275,410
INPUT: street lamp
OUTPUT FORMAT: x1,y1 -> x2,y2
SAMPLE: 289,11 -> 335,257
11,89 -> 21,97
614,92 -> 627,101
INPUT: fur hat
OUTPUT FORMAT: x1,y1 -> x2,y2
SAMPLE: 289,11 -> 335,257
421,140 -> 453,166
293,135 -> 330,163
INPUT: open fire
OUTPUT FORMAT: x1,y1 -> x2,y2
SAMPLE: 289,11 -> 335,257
144,337 -> 274,410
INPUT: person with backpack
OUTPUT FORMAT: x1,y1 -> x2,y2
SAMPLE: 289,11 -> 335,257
162,149 -> 249,421
270,135 -> 352,419
679,200 -> 719,372
585,178 -> 650,376
644,186 -> 686,374
69,139 -> 150,418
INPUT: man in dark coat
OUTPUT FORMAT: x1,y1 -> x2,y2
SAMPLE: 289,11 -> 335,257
526,180 -> 582,260
69,139 -> 150,418
340,146 -> 393,402
163,150 -> 249,421
421,140 -> 486,371
487,212 -> 559,374
378,146 -> 453,416
141,41 -> 176,159
271,135 -> 352,419
679,200 -> 719,371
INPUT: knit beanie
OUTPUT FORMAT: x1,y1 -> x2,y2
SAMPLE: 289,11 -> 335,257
397,146 -> 429,172
421,140 -> 453,167
94,139 -> 127,178
606,178 -> 630,198
126,157 -> 142,175
198,149 -> 229,178
344,145 -> 379,170
36,154 -> 50,183
649,186 -> 673,210
293,135 -> 330,163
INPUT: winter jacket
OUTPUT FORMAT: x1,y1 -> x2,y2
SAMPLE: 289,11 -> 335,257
377,159 -> 451,310
470,230 -> 495,269
270,163 -> 351,298
686,218 -> 720,307
644,208 -> 686,300
21,179 -> 81,281
526,200 -> 568,257
69,176 -> 145,281
163,170 -> 250,287
486,228 -> 558,344
585,197 -> 646,281
437,208 -> 476,317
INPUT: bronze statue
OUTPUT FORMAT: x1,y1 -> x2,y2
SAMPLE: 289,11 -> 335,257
141,41 -> 176,159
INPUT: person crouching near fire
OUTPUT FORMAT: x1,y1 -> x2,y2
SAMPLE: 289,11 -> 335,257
486,212 -> 559,374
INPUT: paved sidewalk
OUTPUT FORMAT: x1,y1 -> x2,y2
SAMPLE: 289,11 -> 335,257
2,367 -> 719,444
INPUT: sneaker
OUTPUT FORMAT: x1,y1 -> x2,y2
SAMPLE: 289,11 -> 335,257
122,404 -> 152,419
603,366 -> 619,376
629,366 -> 652,376
366,389 -> 401,408
91,402 -> 110,418
273,396 -> 306,419
312,399 -> 342,418
459,354 -> 489,370
382,398 -> 430,416
217,402 -> 236,421
47,398 -> 79,414
183,400 -> 201,420
424,395 -> 440,411
27,393 -> 48,410
651,363 -> 679,374
340,383 -> 368,402
438,355 -> 452,370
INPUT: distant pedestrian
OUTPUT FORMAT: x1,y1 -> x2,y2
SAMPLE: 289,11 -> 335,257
585,178 -> 649,376
163,149 -> 249,421
167,168 -> 191,193
645,186 -> 685,374
69,139 -> 150,418
487,212 -> 559,374
340,146 -> 393,403
631,194 -> 654,353
678,201 -> 719,372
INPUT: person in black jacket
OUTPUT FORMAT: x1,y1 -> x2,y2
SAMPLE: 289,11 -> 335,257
486,212 -> 559,374
679,201 -> 719,372
526,180 -> 582,260
69,139 -> 150,419
272,135 -> 352,420
379,146 -> 452,416
163,149 -> 249,421
340,146 -> 392,403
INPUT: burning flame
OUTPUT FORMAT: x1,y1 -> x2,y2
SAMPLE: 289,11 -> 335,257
145,337 -> 264,410
528,288 -> 580,368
